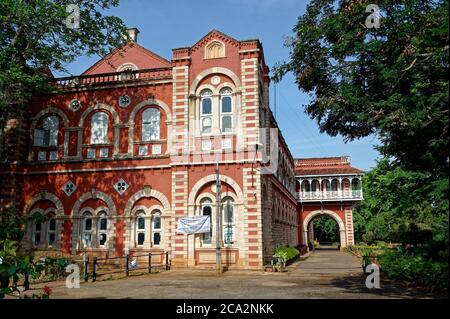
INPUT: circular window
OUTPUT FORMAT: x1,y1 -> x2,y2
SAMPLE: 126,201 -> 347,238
119,95 -> 131,108
69,99 -> 81,112
211,75 -> 221,85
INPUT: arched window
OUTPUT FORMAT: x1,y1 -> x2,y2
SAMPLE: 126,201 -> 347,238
311,180 -> 320,192
118,63 -> 137,80
341,178 -> 351,192
220,87 -> 233,133
200,89 -> 213,134
322,180 -> 331,192
302,180 -> 310,192
142,108 -> 160,141
152,210 -> 162,246
90,112 -> 109,144
135,210 -> 146,246
200,198 -> 212,244
222,197 -> 234,245
82,212 -> 93,248
98,211 -> 108,247
34,115 -> 59,147
32,218 -> 42,248
331,179 -> 339,192
351,178 -> 361,190
205,41 -> 225,59
47,215 -> 56,247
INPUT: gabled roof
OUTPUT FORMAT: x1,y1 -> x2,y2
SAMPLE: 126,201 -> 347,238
295,156 -> 363,176
191,29 -> 240,51
82,42 -> 170,75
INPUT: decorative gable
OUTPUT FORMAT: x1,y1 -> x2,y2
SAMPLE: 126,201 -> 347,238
82,42 -> 170,75
191,29 -> 240,54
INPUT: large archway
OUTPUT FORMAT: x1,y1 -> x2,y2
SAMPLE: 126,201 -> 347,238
302,210 -> 347,249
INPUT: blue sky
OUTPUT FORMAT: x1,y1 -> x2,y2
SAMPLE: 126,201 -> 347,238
59,0 -> 381,171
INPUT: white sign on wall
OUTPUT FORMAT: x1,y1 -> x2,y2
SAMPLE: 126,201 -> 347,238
177,216 -> 211,235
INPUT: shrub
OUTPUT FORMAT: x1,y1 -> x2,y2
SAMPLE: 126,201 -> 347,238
273,246 -> 300,263
378,249 -> 448,291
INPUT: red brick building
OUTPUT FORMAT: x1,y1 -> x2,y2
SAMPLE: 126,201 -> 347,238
0,29 -> 300,270
295,156 -> 363,248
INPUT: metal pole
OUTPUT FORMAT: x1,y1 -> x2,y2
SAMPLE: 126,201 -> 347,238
84,258 -> 89,282
148,253 -> 152,273
92,257 -> 97,282
216,154 -> 222,274
165,251 -> 169,270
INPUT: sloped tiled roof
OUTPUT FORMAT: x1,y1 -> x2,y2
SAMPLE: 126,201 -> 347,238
295,156 -> 363,175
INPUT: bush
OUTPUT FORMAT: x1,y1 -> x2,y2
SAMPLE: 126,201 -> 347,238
273,246 -> 300,263
378,249 -> 448,291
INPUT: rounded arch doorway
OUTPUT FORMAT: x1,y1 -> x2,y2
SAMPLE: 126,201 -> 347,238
302,210 -> 347,250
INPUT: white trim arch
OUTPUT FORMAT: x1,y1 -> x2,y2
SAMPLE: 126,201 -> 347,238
70,189 -> 117,254
123,187 -> 171,254
302,210 -> 347,249
190,67 -> 241,95
124,187 -> 171,216
77,102 -> 120,157
128,98 -> 173,155
188,174 -> 244,205
23,193 -> 63,251
23,191 -> 64,216
29,107 -> 70,160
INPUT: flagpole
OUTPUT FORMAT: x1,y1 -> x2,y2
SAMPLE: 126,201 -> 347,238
216,152 -> 222,274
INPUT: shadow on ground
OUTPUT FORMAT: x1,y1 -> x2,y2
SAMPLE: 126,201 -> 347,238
330,273 -> 448,299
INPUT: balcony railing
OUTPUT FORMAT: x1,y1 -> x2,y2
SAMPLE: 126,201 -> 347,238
296,190 -> 363,202
52,68 -> 172,89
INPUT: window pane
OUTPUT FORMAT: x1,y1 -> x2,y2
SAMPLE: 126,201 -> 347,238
137,217 -> 145,230
91,112 -> 109,144
142,108 -> 160,141
85,218 -> 92,231
35,222 -> 41,231
202,117 -> 212,133
137,232 -> 145,245
221,96 -> 232,113
153,216 -> 161,229
202,98 -> 212,115
34,233 -> 41,246
224,226 -> 234,244
99,233 -> 107,246
331,181 -> 338,191
202,206 -> 212,244
224,203 -> 233,224
100,218 -> 107,230
48,233 -> 55,246
221,116 -> 232,132
83,233 -> 92,247
153,232 -> 161,245
33,129 -> 45,146
49,219 -> 56,231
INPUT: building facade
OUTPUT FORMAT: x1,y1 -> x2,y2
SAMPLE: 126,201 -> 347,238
295,157 -> 363,248
0,29 -> 299,270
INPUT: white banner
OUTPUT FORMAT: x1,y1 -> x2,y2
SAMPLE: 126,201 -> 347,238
177,216 -> 211,234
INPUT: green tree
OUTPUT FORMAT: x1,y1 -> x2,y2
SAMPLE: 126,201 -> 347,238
313,216 -> 339,242
0,0 -> 129,161
273,0 -> 449,174
353,159 -> 449,244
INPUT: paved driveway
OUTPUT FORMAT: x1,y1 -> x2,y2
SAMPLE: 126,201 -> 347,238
12,250 -> 444,299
